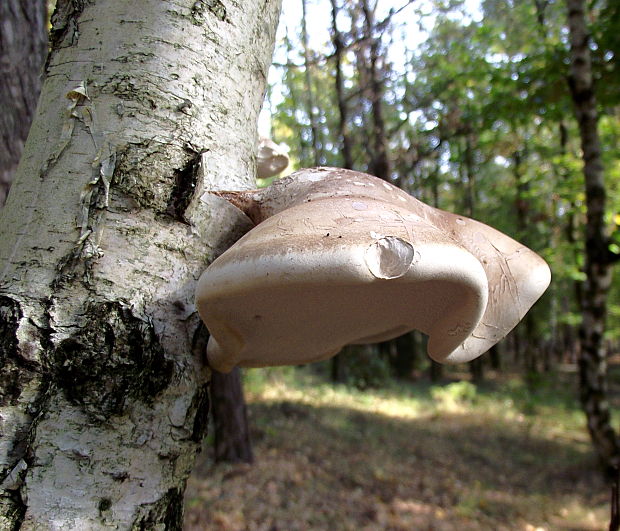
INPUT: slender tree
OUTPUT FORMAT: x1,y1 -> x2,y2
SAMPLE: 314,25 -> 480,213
0,0 -> 281,527
211,367 -> 253,464
566,0 -> 620,472
359,0 -> 391,180
330,0 -> 354,170
301,0 -> 322,166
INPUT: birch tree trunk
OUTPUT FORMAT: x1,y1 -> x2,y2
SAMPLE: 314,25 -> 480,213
566,0 -> 620,472
0,0 -> 48,207
0,0 -> 281,528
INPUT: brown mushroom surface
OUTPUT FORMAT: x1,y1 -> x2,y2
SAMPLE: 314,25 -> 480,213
196,167 -> 551,373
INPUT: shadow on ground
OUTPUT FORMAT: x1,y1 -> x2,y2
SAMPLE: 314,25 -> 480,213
184,394 -> 608,530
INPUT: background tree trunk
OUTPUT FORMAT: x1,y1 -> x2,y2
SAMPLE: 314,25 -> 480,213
459,135 -> 485,383
0,0 -> 48,207
301,0 -> 321,167
211,368 -> 254,464
0,0 -> 281,528
566,0 -> 620,472
360,0 -> 391,181
330,0 -> 354,170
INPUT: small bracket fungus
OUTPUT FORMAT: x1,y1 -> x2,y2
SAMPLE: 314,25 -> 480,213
196,167 -> 551,373
257,137 -> 290,179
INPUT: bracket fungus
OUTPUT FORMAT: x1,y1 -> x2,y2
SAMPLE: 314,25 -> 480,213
257,137 -> 290,179
196,167 -> 551,373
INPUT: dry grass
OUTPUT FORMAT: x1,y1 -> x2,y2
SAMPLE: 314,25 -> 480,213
184,368 -> 610,530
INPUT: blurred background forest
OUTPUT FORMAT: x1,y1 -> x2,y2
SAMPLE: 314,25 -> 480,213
3,0 -> 620,528
262,0 -> 620,384
187,0 -> 620,529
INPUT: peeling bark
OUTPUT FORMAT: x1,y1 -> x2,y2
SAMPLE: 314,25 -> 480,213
0,0 -> 281,528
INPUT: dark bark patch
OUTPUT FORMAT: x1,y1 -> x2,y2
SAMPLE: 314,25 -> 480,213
0,297 -> 22,405
98,497 -> 112,513
48,0 -> 86,59
0,292 -> 48,484
0,297 -> 40,407
51,302 -> 173,420
191,0 -> 229,25
0,490 -> 26,531
190,382 -> 210,443
166,150 -> 205,223
131,487 -> 184,531
189,323 -> 210,442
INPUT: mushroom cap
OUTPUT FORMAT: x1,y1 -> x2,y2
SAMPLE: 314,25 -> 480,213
196,168 -> 551,372
257,138 -> 289,179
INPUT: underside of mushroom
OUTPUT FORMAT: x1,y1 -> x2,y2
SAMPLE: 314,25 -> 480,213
196,167 -> 551,373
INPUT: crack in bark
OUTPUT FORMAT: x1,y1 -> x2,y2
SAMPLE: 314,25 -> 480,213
0,297 -> 51,477
51,146 -> 116,289
166,149 -> 206,223
190,322 -> 211,442
0,296 -> 51,530
0,489 -> 26,531
0,297 -> 25,406
131,487 -> 184,531
47,0 -> 86,68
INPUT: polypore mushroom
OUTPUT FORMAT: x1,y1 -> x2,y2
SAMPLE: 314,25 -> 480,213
257,137 -> 290,179
196,167 -> 551,373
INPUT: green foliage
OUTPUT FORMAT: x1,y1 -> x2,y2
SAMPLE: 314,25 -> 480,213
242,366 -> 298,395
431,381 -> 478,409
267,0 -> 620,365
338,345 -> 393,390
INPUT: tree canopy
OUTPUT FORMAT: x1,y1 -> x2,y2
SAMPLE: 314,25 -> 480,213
265,0 -> 620,470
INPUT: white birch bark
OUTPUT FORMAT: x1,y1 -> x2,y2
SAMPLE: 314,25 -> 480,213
0,0 -> 281,528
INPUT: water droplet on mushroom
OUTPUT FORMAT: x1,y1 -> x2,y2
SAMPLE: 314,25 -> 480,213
365,236 -> 415,279
352,201 -> 368,211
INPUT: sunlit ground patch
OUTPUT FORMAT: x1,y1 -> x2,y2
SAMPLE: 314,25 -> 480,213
184,367 -> 609,530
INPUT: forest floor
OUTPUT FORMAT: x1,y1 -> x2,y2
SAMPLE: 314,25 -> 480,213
184,365 -> 611,530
